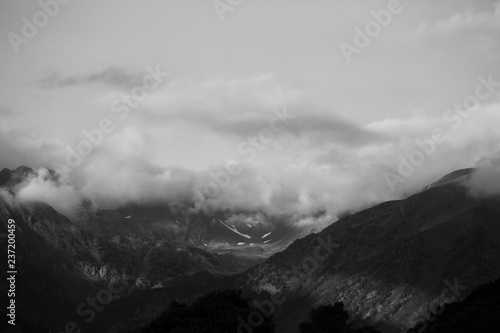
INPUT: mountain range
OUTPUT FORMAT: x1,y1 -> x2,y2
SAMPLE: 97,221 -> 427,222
0,166 -> 499,332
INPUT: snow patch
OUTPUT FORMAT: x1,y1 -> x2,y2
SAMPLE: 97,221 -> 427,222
219,220 -> 251,239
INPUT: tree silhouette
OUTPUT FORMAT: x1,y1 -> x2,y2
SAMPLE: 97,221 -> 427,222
298,302 -> 380,333
142,289 -> 275,333
408,277 -> 500,333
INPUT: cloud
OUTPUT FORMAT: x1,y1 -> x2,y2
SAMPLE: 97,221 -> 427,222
0,188 -> 16,207
75,152 -> 197,210
40,66 -> 149,90
467,155 -> 500,196
2,73 -> 500,230
294,213 -> 332,230
138,74 -> 383,148
413,2 -> 500,36
14,167 -> 83,220
0,129 -> 63,170
0,106 -> 17,117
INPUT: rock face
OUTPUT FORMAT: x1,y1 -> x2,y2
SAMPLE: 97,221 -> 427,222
240,170 -> 500,332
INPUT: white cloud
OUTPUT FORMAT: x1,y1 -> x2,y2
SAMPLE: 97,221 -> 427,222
467,155 -> 500,196
413,2 -> 500,37
15,168 -> 83,220
2,76 -> 500,229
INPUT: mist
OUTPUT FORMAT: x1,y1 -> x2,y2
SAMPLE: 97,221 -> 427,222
467,156 -> 500,197
2,70 -> 500,227
3,100 -> 500,227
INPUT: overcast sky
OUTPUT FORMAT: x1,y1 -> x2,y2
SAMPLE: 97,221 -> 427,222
1,0 -> 500,224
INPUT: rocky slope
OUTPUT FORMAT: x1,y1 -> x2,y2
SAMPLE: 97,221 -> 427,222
239,169 -> 500,332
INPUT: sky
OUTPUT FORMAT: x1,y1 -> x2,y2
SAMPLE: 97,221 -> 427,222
0,0 -> 500,226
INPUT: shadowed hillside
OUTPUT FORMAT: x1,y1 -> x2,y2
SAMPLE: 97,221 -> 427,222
239,169 -> 500,332
408,276 -> 500,332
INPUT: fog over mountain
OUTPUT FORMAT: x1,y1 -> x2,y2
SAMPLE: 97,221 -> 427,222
2,95 -> 500,228
1,1 -> 500,332
1,1 -> 500,229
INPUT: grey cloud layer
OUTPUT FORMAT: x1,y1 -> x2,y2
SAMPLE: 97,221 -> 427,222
0,106 -> 17,117
467,155 -> 500,196
1,73 -> 500,229
40,66 -> 148,90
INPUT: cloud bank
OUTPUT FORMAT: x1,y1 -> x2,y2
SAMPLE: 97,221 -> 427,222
40,66 -> 150,90
1,72 -> 500,229
467,156 -> 500,197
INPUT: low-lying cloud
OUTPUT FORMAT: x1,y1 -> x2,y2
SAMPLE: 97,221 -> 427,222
467,156 -> 500,196
14,168 -> 83,220
1,73 -> 500,230
40,66 -> 149,90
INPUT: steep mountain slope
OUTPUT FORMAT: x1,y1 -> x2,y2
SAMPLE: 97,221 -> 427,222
239,169 -> 500,332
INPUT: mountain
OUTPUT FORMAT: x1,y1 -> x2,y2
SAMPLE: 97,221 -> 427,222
0,167 -> 282,332
1,166 -> 301,251
77,202 -> 299,253
2,166 -> 499,332
0,165 -> 59,190
237,168 -> 500,332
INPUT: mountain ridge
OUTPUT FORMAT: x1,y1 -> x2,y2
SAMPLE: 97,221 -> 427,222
237,169 -> 500,332
1,166 -> 499,332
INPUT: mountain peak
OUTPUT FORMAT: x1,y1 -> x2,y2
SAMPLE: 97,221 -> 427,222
0,165 -> 58,190
428,167 -> 474,189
